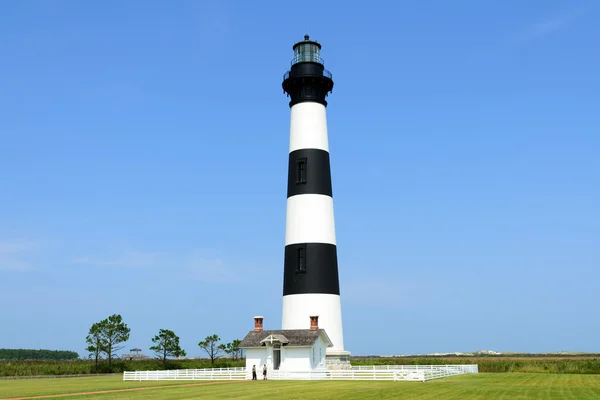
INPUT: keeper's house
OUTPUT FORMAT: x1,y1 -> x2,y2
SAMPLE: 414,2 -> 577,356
239,316 -> 332,373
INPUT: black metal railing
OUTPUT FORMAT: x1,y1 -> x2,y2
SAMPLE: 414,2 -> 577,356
291,53 -> 324,66
283,68 -> 332,81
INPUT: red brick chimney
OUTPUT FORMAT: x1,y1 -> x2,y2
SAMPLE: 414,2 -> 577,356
254,316 -> 264,332
310,315 -> 319,331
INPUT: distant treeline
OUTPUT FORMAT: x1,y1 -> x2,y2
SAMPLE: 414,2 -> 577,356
0,359 -> 245,377
0,349 -> 79,361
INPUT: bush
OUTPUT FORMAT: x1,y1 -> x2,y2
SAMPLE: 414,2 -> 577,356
0,358 -> 246,377
0,349 -> 79,361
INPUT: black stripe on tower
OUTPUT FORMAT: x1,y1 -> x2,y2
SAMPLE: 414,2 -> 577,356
287,149 -> 332,198
283,243 -> 340,295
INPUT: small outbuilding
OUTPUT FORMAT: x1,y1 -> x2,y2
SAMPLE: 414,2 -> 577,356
239,316 -> 332,374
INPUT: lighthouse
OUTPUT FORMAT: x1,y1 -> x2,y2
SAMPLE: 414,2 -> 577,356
280,35 -> 350,367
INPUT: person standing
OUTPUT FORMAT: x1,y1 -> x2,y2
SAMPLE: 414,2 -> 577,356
263,364 -> 267,380
252,365 -> 257,380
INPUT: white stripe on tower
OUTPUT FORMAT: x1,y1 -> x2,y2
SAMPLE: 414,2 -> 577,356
289,102 -> 329,152
281,35 -> 346,355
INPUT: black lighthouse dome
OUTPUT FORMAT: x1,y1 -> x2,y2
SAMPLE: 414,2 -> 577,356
282,34 -> 334,107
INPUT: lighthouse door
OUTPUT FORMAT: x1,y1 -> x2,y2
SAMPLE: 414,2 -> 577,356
273,344 -> 281,370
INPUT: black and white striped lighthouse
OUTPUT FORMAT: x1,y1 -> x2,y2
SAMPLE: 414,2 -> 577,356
281,35 -> 350,366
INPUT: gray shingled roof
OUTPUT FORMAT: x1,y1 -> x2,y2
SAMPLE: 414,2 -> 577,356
239,329 -> 332,348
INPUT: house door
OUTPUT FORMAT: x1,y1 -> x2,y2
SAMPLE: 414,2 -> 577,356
273,345 -> 281,370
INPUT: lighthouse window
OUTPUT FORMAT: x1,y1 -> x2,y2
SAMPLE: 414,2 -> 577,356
296,158 -> 307,184
297,247 -> 306,272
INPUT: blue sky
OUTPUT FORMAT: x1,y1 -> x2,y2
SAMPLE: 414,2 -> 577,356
1,0 -> 598,357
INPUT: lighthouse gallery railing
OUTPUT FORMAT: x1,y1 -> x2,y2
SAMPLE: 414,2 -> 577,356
283,68 -> 333,81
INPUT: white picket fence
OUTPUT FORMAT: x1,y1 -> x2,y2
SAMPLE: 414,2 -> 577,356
123,364 -> 477,382
123,367 -> 247,381
353,364 -> 479,373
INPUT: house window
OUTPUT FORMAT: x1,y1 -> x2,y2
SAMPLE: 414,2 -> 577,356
296,158 -> 307,184
297,247 -> 306,272
312,347 -> 315,364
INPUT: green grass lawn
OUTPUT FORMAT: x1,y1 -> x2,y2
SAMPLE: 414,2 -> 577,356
1,373 -> 600,399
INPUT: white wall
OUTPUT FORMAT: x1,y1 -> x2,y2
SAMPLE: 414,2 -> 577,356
279,337 -> 328,372
245,348 -> 266,373
311,335 -> 328,369
280,347 -> 311,371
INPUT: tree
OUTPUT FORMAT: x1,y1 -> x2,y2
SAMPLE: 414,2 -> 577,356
85,322 -> 104,370
198,334 -> 223,364
231,339 -> 243,360
221,339 -> 243,360
88,314 -> 131,366
149,329 -> 186,366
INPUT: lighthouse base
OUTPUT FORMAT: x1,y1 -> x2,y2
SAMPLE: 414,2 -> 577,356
326,350 -> 352,370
